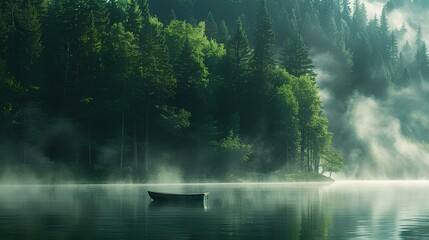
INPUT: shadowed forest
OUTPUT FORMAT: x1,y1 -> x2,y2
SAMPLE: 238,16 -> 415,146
0,0 -> 428,182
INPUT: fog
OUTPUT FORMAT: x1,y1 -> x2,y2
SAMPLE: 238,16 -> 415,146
313,0 -> 429,178
360,0 -> 385,18
345,93 -> 429,178
1,182 -> 429,238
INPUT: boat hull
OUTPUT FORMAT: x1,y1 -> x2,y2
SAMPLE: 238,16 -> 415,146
148,191 -> 208,202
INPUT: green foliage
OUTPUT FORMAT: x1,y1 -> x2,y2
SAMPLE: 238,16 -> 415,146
175,36 -> 207,91
104,22 -> 139,80
291,75 -> 322,171
291,76 -> 320,126
125,0 -> 143,34
309,114 -> 332,172
415,42 -> 429,78
217,20 -> 230,44
205,11 -> 218,40
351,0 -> 367,34
160,105 -> 191,129
321,148 -> 344,177
165,19 -> 225,67
272,82 -> 300,168
270,66 -> 293,86
252,0 -> 275,74
217,17 -> 253,133
281,34 -> 316,79
80,97 -> 94,104
0,0 -> 348,180
340,0 -> 352,22
138,16 -> 176,103
0,60 -> 22,121
218,130 -> 252,162
228,17 -> 253,79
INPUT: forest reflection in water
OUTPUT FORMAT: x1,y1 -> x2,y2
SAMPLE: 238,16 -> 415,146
0,182 -> 429,239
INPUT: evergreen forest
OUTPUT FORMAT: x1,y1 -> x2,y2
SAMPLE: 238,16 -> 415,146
1,0 -> 428,182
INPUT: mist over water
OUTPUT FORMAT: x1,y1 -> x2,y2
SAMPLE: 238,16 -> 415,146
1,182 -> 429,239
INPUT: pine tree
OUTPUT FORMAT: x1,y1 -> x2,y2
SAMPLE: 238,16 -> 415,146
4,1 -> 43,89
351,0 -> 367,35
170,9 -> 177,20
205,11 -> 217,40
135,0 -> 176,172
394,53 -> 409,87
103,22 -> 139,170
221,17 -> 253,133
107,0 -> 126,26
75,0 -> 109,168
228,17 -> 253,83
0,0 -> 45,165
281,34 -> 316,80
415,26 -> 423,48
125,0 -> 142,36
175,37 -> 205,107
173,35 -> 215,143
379,9 -> 389,38
249,0 -> 275,103
0,59 -> 23,130
217,20 -> 230,44
379,8 -> 391,62
138,7 -> 175,103
246,0 -> 275,138
415,42 -> 429,79
387,33 -> 398,64
318,0 -> 337,31
341,0 -> 352,23
252,0 -> 275,75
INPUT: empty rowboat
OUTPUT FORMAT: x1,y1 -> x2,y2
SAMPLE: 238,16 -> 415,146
148,191 -> 208,202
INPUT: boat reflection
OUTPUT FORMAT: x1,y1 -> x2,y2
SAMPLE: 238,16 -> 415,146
149,199 -> 208,211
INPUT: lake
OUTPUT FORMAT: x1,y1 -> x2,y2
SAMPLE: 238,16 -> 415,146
1,181 -> 429,239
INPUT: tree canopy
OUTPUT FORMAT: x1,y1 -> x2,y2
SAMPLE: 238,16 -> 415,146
16,0 -> 429,181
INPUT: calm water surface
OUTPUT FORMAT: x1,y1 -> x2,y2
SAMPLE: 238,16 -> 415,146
1,182 -> 429,239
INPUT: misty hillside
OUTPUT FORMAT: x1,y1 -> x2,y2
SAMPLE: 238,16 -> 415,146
0,0 -> 428,181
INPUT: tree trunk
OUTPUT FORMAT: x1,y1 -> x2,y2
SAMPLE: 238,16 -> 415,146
120,110 -> 124,170
88,121 -> 92,169
307,130 -> 311,172
132,85 -> 138,172
144,108 -> 149,173
64,41 -> 70,101
285,139 -> 289,171
314,149 -> 320,173
23,147 -> 27,165
134,120 -> 138,171
300,130 -> 305,171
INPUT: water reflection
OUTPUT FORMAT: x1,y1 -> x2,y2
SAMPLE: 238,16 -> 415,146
400,217 -> 429,239
149,199 -> 208,210
0,182 -> 429,239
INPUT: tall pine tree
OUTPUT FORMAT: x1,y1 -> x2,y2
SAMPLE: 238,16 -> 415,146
137,0 -> 176,172
415,42 -> 429,79
281,31 -> 316,80
252,0 -> 275,75
246,0 -> 275,138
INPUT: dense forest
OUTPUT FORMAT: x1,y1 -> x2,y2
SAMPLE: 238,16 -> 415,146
0,0 -> 428,181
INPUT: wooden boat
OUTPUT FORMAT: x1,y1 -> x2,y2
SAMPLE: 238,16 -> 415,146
148,191 -> 208,202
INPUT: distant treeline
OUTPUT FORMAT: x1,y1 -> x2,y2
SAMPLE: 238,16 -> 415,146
6,0 -> 428,180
